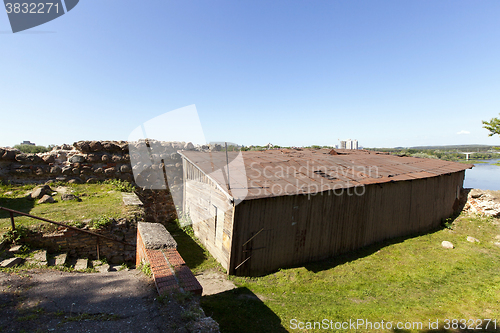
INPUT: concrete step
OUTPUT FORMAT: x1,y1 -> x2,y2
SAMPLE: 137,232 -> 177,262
91,260 -> 111,273
27,250 -> 48,267
74,258 -> 88,270
33,249 -> 47,262
0,257 -> 23,268
54,253 -> 68,266
2,244 -> 121,273
0,245 -> 118,272
122,192 -> 143,206
96,263 -> 111,273
8,245 -> 23,254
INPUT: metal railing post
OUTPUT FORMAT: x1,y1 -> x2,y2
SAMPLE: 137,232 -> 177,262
96,236 -> 100,261
9,211 -> 15,231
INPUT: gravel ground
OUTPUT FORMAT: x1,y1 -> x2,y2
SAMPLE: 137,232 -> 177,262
0,268 -> 218,333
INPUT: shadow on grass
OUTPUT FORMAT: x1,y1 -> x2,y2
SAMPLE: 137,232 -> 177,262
165,223 -> 208,271
201,287 -> 287,333
0,197 -> 35,222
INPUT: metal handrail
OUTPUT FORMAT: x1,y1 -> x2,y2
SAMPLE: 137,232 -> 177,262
0,206 -> 134,247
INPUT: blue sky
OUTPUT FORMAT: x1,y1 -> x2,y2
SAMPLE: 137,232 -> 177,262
1,0 -> 500,148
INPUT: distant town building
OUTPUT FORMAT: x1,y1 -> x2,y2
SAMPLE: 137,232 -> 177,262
340,139 -> 358,150
21,141 -> 35,146
266,143 -> 274,149
346,139 -> 358,150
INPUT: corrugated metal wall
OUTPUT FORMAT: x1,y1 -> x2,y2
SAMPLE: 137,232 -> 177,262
229,171 -> 465,276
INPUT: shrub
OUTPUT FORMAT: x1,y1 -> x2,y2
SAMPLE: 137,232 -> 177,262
68,220 -> 85,229
91,215 -> 113,229
1,225 -> 32,244
13,144 -> 51,154
139,262 -> 152,277
103,179 -> 135,192
411,153 -> 438,159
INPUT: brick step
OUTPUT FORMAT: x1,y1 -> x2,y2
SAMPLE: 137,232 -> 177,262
137,222 -> 203,296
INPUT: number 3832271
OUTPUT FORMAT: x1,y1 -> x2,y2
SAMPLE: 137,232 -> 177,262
5,3 -> 59,14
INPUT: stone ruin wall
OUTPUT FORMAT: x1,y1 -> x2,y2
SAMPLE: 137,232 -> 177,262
24,218 -> 137,264
0,140 -> 201,224
0,140 -> 209,263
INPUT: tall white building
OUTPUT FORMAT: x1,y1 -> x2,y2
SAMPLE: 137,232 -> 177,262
345,139 -> 358,150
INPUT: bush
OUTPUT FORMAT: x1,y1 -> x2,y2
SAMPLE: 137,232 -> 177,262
103,179 -> 135,192
1,225 -> 32,244
139,262 -> 152,277
13,144 -> 52,154
91,215 -> 113,229
411,153 -> 438,159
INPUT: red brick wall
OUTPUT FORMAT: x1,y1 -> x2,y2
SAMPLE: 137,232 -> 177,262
136,227 -> 202,295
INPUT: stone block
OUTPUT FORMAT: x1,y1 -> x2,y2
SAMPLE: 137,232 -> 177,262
54,253 -> 67,266
33,250 -> 47,261
9,245 -> 22,254
74,258 -> 88,270
97,264 -> 110,273
0,257 -> 23,268
138,222 -> 177,250
122,193 -> 143,206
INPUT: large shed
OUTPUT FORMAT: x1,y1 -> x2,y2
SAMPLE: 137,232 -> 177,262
179,149 -> 472,276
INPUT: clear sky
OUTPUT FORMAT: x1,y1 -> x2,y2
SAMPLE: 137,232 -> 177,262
1,0 -> 500,148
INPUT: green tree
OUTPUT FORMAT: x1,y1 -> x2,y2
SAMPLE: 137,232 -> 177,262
482,114 -> 500,136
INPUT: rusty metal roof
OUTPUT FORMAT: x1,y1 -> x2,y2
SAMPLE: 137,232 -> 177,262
179,149 -> 473,201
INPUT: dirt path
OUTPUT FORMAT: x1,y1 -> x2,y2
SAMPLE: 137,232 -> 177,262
0,268 -> 218,332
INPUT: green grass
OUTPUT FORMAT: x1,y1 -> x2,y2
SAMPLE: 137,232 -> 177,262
200,214 -> 500,332
139,262 -> 152,277
167,222 -> 224,274
0,183 -> 134,235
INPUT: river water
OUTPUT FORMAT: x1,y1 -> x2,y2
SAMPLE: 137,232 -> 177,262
464,158 -> 500,190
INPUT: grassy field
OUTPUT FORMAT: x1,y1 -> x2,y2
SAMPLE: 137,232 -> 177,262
0,182 -> 136,235
193,213 -> 500,333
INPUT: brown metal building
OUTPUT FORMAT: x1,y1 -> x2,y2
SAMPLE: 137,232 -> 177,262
179,149 -> 472,276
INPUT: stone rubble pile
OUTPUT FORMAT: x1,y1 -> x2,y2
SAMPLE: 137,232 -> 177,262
464,189 -> 500,217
